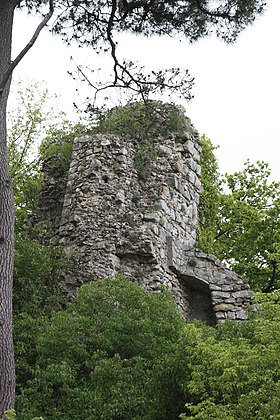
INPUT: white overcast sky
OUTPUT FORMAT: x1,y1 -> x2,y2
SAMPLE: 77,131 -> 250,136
11,0 -> 280,180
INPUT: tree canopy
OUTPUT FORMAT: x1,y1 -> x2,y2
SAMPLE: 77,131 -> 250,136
14,0 -> 268,103
215,161 -> 280,292
197,139 -> 280,293
14,276 -> 280,420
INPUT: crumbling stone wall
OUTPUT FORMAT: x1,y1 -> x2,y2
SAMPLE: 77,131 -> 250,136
38,104 -> 253,324
169,246 -> 253,322
37,155 -> 68,232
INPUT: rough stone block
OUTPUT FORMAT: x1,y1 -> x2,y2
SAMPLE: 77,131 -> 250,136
185,140 -> 195,154
211,291 -> 231,299
227,311 -> 236,320
214,303 -> 234,312
235,309 -> 247,320
233,290 -> 254,299
215,311 -> 226,319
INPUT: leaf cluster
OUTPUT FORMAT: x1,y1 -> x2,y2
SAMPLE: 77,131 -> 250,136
13,236 -> 66,392
7,81 -> 48,231
179,291 -> 280,419
16,276 -> 184,419
91,101 -> 188,138
13,236 -> 65,317
39,121 -> 86,177
196,135 -> 221,253
49,0 -> 266,46
7,81 -> 81,231
215,161 -> 280,291
197,142 -> 280,292
19,0 -> 266,103
14,277 -> 280,420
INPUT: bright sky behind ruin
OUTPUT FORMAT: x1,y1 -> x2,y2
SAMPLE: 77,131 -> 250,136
11,0 -> 280,180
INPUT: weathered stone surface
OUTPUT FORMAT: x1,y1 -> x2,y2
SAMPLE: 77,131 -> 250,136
214,303 -> 235,312
37,103 -> 253,324
235,309 -> 247,320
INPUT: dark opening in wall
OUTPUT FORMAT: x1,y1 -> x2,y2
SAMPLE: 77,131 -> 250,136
178,274 -> 216,326
188,287 -> 216,326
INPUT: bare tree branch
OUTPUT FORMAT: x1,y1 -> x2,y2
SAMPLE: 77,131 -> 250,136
70,0 -> 193,106
194,0 -> 235,20
0,0 -> 54,100
107,0 -> 118,85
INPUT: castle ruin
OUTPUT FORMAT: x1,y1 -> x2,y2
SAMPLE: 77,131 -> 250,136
38,103 -> 253,324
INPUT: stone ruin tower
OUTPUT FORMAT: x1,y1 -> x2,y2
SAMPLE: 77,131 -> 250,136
38,103 -> 253,324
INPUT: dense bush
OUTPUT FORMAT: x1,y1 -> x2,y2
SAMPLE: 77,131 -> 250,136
13,236 -> 65,316
39,122 -> 86,178
177,292 -> 280,419
92,101 -> 188,140
16,276 -> 185,419
13,236 -> 65,393
15,275 -> 280,419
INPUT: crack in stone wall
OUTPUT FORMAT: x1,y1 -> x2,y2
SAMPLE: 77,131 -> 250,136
37,105 -> 253,324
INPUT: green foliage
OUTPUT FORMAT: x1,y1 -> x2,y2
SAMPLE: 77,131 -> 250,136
93,102 -> 188,140
13,236 -> 65,392
39,139 -> 72,172
13,236 -> 65,317
196,135 -> 221,253
215,161 -> 280,291
8,81 -> 48,231
16,276 -> 184,419
197,146 -> 280,291
4,409 -> 44,420
38,101 -> 187,182
134,140 -> 159,180
14,313 -> 48,397
14,275 -> 280,419
39,121 -> 85,177
177,293 -> 280,419
7,81 -> 85,232
92,101 -> 187,179
4,409 -> 17,420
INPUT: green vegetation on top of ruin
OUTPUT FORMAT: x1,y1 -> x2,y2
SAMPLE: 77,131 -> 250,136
39,101 -> 190,181
90,101 -> 189,140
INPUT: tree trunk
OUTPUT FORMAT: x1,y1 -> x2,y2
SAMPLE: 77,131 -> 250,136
263,260 -> 278,293
0,3 -> 16,415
